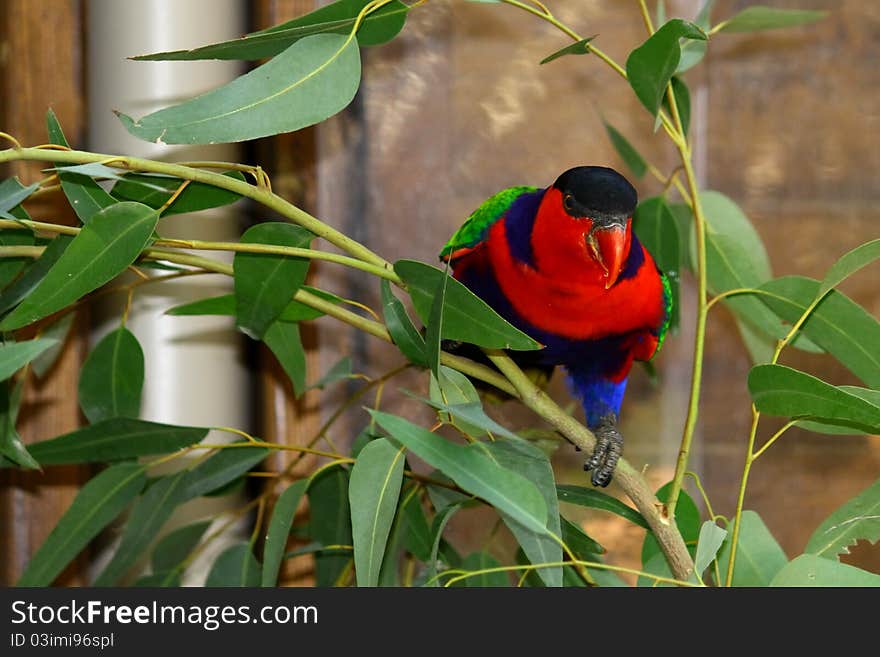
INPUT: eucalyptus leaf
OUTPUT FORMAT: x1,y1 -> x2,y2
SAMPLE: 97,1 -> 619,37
152,520 -> 212,572
166,287 -> 338,322
119,34 -> 362,145
78,327 -> 144,423
380,279 -> 427,366
205,543 -> 261,587
716,6 -> 826,33
425,501 -> 463,587
540,37 -> 594,65
0,338 -> 59,382
641,483 -> 699,567
770,554 -> 880,587
817,239 -> 880,297
556,485 -> 648,529
31,313 -> 75,379
717,510 -> 787,586
134,0 -> 409,61
694,520 -> 727,578
0,227 -> 34,289
110,171 -> 245,216
234,222 -> 313,339
17,463 -> 147,586
561,516 -> 604,557
262,479 -> 309,586
452,552 -> 508,587
804,478 -> 880,559
394,259 -> 540,351
0,177 -> 39,220
349,438 -> 405,587
180,445 -> 269,499
309,466 -> 353,586
263,321 -> 306,397
0,380 -> 38,469
0,235 -> 73,316
634,196 -> 680,330
0,202 -> 159,331
603,122 -> 648,179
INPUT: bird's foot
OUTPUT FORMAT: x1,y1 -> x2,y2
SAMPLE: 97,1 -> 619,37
583,413 -> 623,488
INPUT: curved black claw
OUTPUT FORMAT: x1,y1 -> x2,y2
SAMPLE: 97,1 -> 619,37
583,413 -> 623,487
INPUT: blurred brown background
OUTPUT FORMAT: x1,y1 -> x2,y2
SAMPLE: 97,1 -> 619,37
1,0 -> 877,584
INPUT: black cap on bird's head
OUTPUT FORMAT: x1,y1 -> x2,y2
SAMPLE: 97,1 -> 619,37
552,166 -> 638,288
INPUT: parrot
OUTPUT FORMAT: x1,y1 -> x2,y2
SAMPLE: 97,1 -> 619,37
439,166 -> 671,487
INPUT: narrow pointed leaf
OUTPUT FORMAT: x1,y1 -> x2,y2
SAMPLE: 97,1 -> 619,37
805,478 -> 880,559
717,510 -> 788,586
634,196 -> 680,330
119,34 -> 361,145
370,410 -> 548,535
0,338 -> 58,382
0,380 -> 38,469
425,501 -> 463,587
134,0 -> 409,61
380,279 -> 427,366
402,494 -> 433,562
748,364 -> 880,431
394,259 -> 540,350
165,287 -> 338,322
0,177 -> 39,220
262,479 -> 309,586
309,466 -> 353,586
31,313 -> 75,379
180,445 -> 269,499
0,234 -> 72,316
78,327 -> 144,423
152,520 -> 212,572
756,276 -> 880,387
110,171 -> 244,216
3,419 -> 208,467
452,552 -> 508,587
717,6 -> 826,33
46,109 -> 116,223
205,543 -> 261,587
349,438 -> 405,587
0,202 -> 159,331
263,321 -> 306,396
487,438 -> 562,587
603,122 -> 648,179
234,222 -> 313,339
17,462 -> 147,586
561,516 -> 604,557
0,227 -> 34,288
425,267 -> 449,378
309,356 -> 355,390
626,19 -> 706,116
694,520 -> 727,577
818,239 -> 880,298
429,367 -> 486,437
556,485 -> 648,529
540,37 -> 593,65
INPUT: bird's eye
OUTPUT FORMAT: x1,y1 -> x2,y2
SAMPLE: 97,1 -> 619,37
563,194 -> 575,212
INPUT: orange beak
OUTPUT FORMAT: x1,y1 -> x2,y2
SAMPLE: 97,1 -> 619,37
591,225 -> 628,289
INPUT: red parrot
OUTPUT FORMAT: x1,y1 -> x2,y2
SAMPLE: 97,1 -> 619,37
440,166 -> 671,486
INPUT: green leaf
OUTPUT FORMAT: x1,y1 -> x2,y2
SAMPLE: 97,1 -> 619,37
110,171 -> 245,216
717,510 -> 787,586
119,34 -> 361,145
818,239 -> 880,298
402,494 -> 433,562
0,338 -> 58,382
716,6 -> 826,33
94,472 -> 189,586
263,321 -> 306,396
3,419 -> 208,467
17,462 -> 147,586
675,0 -> 714,73
0,235 -> 72,316
425,501 -> 463,586
31,313 -> 75,379
539,38 -> 594,65
166,287 -> 336,322
234,222 -> 313,339
180,445 -> 269,499
349,438 -> 406,587
0,177 -> 39,220
668,76 -> 690,136
556,485 -> 648,529
486,438 -> 563,587
370,410 -> 548,535
603,122 -> 648,179
634,196 -> 680,330
46,109 -> 116,223
748,364 -> 880,430
428,367 -> 486,437
205,543 -> 262,587
561,516 -> 604,557
134,570 -> 181,587
804,478 -> 880,559
262,479 -> 309,586
770,553 -> 880,587
151,520 -> 212,572
642,483 -> 700,567
380,279 -> 427,366
0,202 -> 159,331
309,356 -> 356,390
626,19 -> 706,116
425,266 -> 450,378
394,259 -> 540,351
0,380 -> 38,469
134,0 -> 409,61
756,276 -> 880,387
0,227 -> 34,290
78,327 -> 144,423
452,552 -> 508,587
701,191 -> 770,277
694,520 -> 727,578
309,465 -> 353,586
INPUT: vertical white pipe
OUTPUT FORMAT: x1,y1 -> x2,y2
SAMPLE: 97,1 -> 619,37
86,0 -> 250,584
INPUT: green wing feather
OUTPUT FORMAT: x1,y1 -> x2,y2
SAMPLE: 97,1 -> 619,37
439,186 -> 538,260
652,271 -> 674,359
